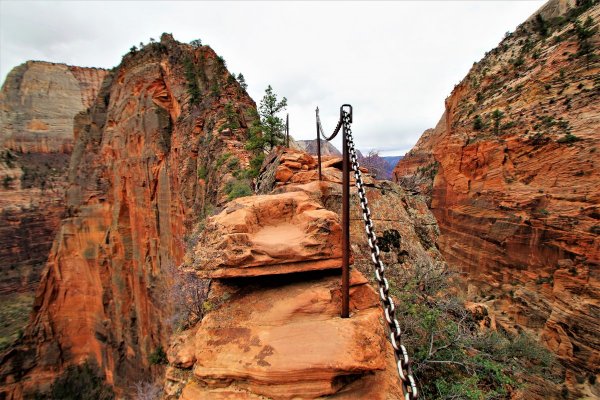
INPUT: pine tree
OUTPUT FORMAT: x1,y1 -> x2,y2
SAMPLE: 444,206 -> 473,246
237,73 -> 247,91
258,85 -> 287,150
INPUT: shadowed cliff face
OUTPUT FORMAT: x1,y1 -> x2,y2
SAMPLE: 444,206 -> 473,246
395,1 -> 599,396
0,34 -> 257,398
0,62 -> 108,350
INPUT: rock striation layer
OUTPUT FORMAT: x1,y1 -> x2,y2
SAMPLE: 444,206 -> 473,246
0,34 -> 257,398
0,61 -> 108,349
394,1 -> 599,396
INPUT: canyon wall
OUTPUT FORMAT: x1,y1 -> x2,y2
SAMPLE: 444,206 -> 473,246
394,1 -> 599,396
0,34 -> 257,398
0,62 -> 107,349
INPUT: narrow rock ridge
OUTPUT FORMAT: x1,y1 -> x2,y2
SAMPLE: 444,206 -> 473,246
166,148 -> 446,399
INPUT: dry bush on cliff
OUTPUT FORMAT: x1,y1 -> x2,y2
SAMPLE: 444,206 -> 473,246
166,263 -> 211,331
358,150 -> 389,179
133,380 -> 163,400
388,253 -> 556,399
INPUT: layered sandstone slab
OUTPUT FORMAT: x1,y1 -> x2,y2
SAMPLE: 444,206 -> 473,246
193,191 -> 342,278
168,270 -> 402,399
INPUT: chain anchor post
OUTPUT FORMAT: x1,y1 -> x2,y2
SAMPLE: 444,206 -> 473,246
341,104 -> 351,319
315,107 -> 322,181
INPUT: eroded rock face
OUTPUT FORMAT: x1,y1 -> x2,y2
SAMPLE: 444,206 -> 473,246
0,35 -> 257,398
394,1 -> 599,395
0,61 -> 108,154
0,62 -> 108,350
193,191 -> 342,278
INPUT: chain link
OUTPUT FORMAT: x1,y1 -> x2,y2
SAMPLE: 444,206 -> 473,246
316,107 -> 342,141
341,111 -> 418,400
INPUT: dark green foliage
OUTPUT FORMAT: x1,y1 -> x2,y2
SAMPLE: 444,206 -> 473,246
189,39 -> 202,48
377,229 -> 401,252
129,46 -> 137,54
389,257 -> 556,399
492,109 -> 504,135
222,102 -> 240,131
244,86 -> 287,178
557,133 -> 582,144
2,176 -> 13,188
513,55 -> 525,67
245,151 -> 265,179
198,166 -> 208,180
237,73 -> 248,91
211,81 -> 220,98
148,345 -> 168,365
224,179 -> 252,200
573,16 -> 597,66
183,56 -> 202,105
473,115 -> 483,131
535,14 -> 549,37
258,85 -> 288,150
37,361 -> 114,400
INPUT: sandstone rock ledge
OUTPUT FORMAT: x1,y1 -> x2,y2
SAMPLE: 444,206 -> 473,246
168,270 -> 401,399
193,191 -> 343,278
167,149 -> 403,399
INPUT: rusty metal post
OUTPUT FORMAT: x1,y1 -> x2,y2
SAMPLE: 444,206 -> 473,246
286,113 -> 289,147
316,107 -> 322,181
341,108 -> 350,318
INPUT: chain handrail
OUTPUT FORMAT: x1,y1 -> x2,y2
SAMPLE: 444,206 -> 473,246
318,106 -> 418,400
316,107 -> 342,141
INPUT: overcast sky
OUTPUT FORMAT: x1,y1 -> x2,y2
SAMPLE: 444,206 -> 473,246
0,1 -> 545,155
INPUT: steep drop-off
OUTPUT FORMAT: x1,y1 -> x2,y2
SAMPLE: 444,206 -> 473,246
0,62 -> 107,349
0,34 -> 257,398
395,1 -> 599,395
164,148 -> 444,398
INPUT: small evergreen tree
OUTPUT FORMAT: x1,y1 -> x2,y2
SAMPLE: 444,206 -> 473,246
535,14 -> 549,37
473,115 -> 483,131
190,39 -> 202,48
574,16 -> 597,67
237,73 -> 248,91
492,109 -> 504,135
258,85 -> 288,150
223,102 -> 239,130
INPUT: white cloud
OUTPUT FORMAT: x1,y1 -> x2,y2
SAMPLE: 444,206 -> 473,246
0,0 -> 545,155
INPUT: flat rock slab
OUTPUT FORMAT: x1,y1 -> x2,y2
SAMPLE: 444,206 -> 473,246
193,191 -> 343,278
169,270 -> 398,399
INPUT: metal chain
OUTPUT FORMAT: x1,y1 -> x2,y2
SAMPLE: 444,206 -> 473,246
316,107 -> 342,141
342,111 -> 418,400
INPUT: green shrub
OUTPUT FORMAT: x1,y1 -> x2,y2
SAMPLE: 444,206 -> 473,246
473,115 -> 483,131
38,361 -> 114,400
557,134 -> 582,144
225,179 -> 252,200
148,345 -> 168,365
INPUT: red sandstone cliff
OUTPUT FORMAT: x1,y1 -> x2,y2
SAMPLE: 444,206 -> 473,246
0,34 -> 257,398
0,62 -> 107,350
394,1 -> 599,397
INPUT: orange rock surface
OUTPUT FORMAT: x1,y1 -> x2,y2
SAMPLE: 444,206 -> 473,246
166,147 -> 446,399
0,62 -> 108,349
394,1 -> 599,394
193,191 -> 343,278
0,34 -> 257,398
